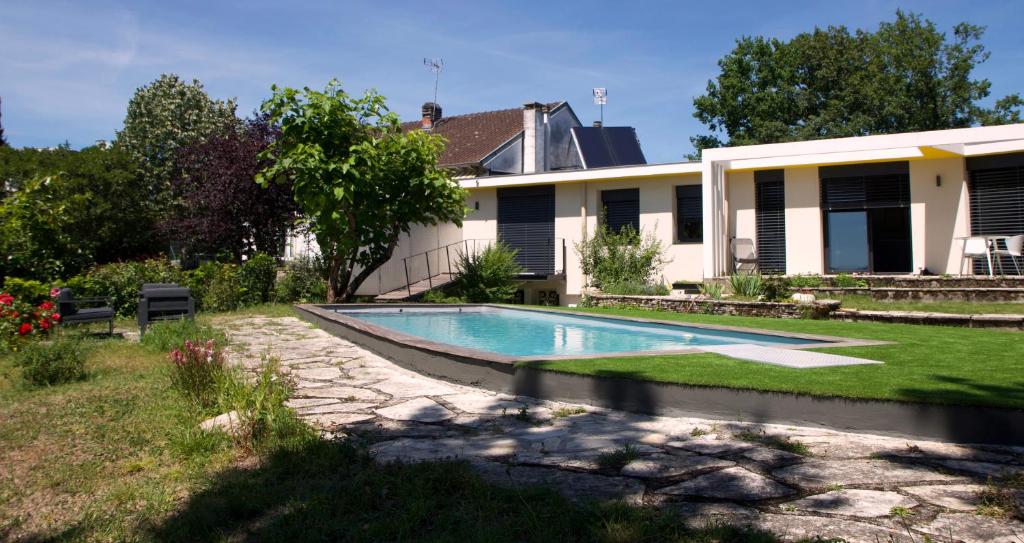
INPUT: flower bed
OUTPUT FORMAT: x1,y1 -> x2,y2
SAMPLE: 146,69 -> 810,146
583,293 -> 840,319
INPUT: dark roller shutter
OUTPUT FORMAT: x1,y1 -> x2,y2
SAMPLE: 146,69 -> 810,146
675,185 -> 702,243
497,185 -> 555,275
755,170 -> 786,274
820,162 -> 910,210
967,153 -> 1024,273
602,188 -> 640,234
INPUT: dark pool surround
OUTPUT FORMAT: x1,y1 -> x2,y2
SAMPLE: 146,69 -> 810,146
295,304 -> 1024,446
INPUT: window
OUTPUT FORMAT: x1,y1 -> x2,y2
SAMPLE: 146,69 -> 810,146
675,185 -> 702,243
755,170 -> 786,273
967,152 -> 1024,274
601,188 -> 640,234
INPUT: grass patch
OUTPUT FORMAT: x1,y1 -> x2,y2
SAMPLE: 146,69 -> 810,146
596,444 -> 642,471
526,306 -> 1024,409
833,294 -> 1024,315
735,431 -> 811,456
0,313 -> 784,542
140,318 -> 227,353
551,406 -> 587,419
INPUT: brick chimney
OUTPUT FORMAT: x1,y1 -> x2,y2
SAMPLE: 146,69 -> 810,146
421,102 -> 442,129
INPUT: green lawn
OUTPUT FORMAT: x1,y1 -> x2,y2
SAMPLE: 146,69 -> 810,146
528,307 -> 1024,410
0,315 -> 777,543
832,294 -> 1024,315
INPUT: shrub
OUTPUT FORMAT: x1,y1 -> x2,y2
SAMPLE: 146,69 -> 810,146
0,291 -> 62,352
698,282 -> 725,299
14,338 -> 87,386
451,242 -> 522,303
421,289 -> 466,304
729,273 -> 764,298
185,262 -> 243,311
73,259 -> 185,317
760,275 -> 793,302
141,319 -> 226,353
601,280 -> 670,296
274,255 -> 328,304
216,356 -> 307,453
239,253 -> 278,306
169,339 -> 226,409
833,273 -> 868,288
2,277 -> 50,304
575,223 -> 668,289
789,274 -> 824,289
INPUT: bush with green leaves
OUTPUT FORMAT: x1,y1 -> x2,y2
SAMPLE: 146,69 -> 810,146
575,224 -> 668,291
239,253 -> 278,306
68,259 -> 185,317
141,319 -> 227,353
760,275 -> 793,302
451,243 -> 522,303
420,289 -> 466,304
1,277 -> 50,304
833,273 -> 868,288
601,280 -> 670,296
789,274 -> 824,289
185,262 -> 243,311
15,338 -> 88,386
274,255 -> 327,304
729,273 -> 764,299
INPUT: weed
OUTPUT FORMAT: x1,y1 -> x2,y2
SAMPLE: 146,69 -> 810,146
141,319 -> 226,353
168,339 -> 226,409
825,483 -> 844,492
698,282 -> 724,300
551,406 -> 586,419
690,427 -> 709,437
889,505 -> 912,518
596,444 -> 641,471
14,338 -> 88,386
735,430 -> 811,456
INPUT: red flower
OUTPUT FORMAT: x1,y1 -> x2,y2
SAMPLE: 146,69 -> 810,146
17,323 -> 32,336
50,288 -> 61,298
39,300 -> 54,311
39,319 -> 51,330
0,293 -> 12,306
51,313 -> 61,322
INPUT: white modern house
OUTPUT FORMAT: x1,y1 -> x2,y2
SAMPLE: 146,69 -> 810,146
293,102 -> 1024,305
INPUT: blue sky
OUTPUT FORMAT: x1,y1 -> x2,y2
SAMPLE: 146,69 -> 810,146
2,0 -> 1022,163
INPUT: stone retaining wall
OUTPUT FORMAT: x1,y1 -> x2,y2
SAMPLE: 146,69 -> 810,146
816,275 -> 1024,288
832,309 -> 1024,330
809,287 -> 1024,302
584,294 -> 840,319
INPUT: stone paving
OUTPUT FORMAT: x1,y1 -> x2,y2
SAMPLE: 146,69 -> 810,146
217,316 -> 1024,543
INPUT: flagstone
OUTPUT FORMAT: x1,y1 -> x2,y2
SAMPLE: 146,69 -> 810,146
786,489 -> 918,517
375,397 -> 456,423
658,467 -> 795,500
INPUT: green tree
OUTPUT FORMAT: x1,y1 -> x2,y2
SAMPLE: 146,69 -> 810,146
690,11 -> 1023,156
0,96 -> 7,147
117,74 -> 238,201
0,144 -> 157,279
257,80 -> 466,302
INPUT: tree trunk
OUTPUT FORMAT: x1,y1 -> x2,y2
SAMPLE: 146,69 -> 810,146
339,239 -> 399,303
326,253 -> 349,303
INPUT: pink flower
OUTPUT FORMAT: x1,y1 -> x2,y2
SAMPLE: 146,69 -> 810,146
39,300 -> 54,311
0,293 -> 13,306
50,288 -> 61,298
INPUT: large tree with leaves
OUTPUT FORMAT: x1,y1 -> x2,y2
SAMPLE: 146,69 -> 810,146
163,116 -> 297,261
0,96 -> 7,147
690,11 -> 1023,155
117,74 -> 238,201
257,81 -> 466,302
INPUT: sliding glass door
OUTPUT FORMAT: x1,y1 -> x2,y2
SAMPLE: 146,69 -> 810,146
821,162 -> 913,274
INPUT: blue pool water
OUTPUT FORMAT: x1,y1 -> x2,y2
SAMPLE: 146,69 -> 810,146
337,307 -> 824,357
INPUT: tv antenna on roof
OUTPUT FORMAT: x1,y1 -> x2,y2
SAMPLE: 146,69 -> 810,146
424,58 -> 444,114
592,87 -> 607,124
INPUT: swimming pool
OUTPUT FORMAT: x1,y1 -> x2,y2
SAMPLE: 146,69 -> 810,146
335,306 -> 826,357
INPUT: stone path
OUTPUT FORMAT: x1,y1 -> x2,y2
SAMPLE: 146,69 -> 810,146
218,316 -> 1024,543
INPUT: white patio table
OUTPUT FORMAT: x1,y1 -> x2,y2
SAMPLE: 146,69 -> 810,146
955,234 -> 1014,277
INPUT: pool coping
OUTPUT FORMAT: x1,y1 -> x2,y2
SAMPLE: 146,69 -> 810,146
294,303 -> 1023,445
301,303 -> 887,364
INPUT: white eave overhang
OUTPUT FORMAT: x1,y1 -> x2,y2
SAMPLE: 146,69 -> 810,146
459,162 -> 701,189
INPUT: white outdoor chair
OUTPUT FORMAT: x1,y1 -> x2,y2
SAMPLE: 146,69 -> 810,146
959,236 -> 991,276
732,238 -> 759,274
991,234 -> 1023,276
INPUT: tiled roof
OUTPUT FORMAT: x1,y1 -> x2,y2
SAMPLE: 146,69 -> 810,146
401,102 -> 563,167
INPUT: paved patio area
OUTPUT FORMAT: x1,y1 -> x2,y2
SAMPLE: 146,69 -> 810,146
218,315 -> 1024,543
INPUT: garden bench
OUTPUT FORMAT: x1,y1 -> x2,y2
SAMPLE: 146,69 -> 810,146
138,284 -> 195,335
55,288 -> 116,335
